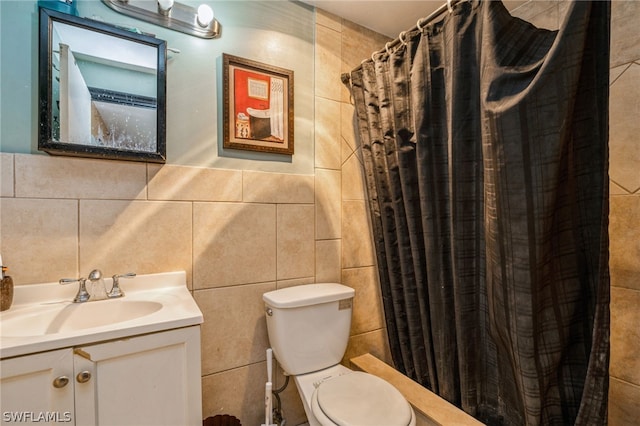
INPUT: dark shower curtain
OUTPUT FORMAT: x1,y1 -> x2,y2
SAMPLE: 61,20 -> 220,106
349,1 -> 610,425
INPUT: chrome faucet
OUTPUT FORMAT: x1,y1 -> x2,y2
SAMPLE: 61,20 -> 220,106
59,270 -> 136,303
59,277 -> 90,303
109,272 -> 136,298
87,269 -> 108,301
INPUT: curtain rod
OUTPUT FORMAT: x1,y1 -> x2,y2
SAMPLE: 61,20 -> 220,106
341,0 -> 467,83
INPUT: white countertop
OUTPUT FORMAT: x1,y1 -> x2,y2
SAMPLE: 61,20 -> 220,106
0,271 -> 203,359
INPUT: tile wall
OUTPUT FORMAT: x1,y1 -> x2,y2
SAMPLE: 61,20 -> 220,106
0,154 -> 320,424
606,0 -> 640,423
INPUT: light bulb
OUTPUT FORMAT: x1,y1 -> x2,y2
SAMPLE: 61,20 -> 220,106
158,0 -> 174,12
197,4 -> 214,27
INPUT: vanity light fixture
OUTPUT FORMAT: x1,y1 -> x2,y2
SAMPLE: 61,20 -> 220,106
101,0 -> 220,39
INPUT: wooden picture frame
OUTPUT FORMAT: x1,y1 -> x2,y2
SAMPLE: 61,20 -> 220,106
222,53 -> 294,155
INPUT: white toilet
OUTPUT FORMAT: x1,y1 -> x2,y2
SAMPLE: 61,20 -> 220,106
263,283 -> 416,426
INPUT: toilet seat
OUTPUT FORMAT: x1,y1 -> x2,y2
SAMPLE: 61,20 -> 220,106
310,371 -> 413,426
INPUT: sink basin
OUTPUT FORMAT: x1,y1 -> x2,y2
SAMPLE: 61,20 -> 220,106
1,299 -> 162,337
0,271 -> 203,359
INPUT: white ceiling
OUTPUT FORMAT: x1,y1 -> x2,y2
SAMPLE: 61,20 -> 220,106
305,0 -> 527,38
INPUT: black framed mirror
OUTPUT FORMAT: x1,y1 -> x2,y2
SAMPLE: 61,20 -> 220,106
39,7 -> 167,163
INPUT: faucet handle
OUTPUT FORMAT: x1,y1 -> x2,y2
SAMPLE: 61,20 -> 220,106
59,277 -> 90,303
108,273 -> 136,298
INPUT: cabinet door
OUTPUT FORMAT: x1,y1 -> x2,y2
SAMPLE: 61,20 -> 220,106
73,326 -> 202,426
1,349 -> 74,425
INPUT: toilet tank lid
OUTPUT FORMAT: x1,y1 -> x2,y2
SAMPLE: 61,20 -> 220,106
263,283 -> 355,308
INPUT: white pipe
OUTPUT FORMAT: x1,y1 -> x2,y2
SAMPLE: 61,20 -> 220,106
267,348 -> 273,383
262,348 -> 274,426
265,382 -> 273,426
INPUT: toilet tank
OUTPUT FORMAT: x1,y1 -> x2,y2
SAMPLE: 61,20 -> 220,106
263,284 -> 355,376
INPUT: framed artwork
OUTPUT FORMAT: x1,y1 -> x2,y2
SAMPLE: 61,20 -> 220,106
222,53 -> 294,155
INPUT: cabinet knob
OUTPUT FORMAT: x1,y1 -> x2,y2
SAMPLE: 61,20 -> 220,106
53,376 -> 69,388
76,371 -> 92,383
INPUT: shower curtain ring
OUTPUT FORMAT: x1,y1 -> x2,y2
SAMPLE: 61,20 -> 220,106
416,18 -> 425,31
447,0 -> 454,13
399,31 -> 407,46
385,42 -> 392,54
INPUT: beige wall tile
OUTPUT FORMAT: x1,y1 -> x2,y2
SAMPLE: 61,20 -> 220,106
201,361 -> 308,426
609,196 -> 640,291
195,282 -> 274,375
509,1 -> 559,30
147,164 -> 242,201
343,266 -> 384,335
610,63 -> 631,85
609,63 -> 640,193
608,2 -> 640,419
79,200 -> 192,283
316,239 -> 341,283
342,200 -> 375,268
342,136 -> 355,166
1,153 -> 13,197
343,328 -> 393,368
1,198 -> 78,284
14,154 -> 147,200
342,153 -> 366,201
277,204 -> 315,280
315,97 -> 342,170
201,362 -> 269,425
276,277 -> 315,289
610,1 -> 640,67
610,181 -> 628,196
193,202 -> 276,289
341,102 -> 357,155
315,23 -> 342,101
315,168 -> 341,239
243,171 -> 314,204
557,0 -> 572,27
610,287 -> 640,384
316,8 -> 342,32
273,363 -> 308,425
341,20 -> 391,103
609,377 -> 640,426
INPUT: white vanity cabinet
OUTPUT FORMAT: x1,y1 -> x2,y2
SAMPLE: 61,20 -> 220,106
1,326 -> 202,426
1,349 -> 75,424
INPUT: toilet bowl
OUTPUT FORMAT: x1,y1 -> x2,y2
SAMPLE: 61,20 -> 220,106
296,364 -> 415,426
263,284 -> 416,426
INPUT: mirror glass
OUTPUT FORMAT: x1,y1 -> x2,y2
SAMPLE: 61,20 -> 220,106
39,7 -> 166,162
